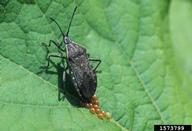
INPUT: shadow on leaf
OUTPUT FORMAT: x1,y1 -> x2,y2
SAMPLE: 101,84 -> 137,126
38,60 -> 81,107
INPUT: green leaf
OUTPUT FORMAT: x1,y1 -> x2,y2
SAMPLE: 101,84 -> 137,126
0,0 -> 192,131
170,0 -> 192,90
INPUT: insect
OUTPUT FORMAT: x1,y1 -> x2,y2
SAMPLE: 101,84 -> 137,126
42,6 -> 101,103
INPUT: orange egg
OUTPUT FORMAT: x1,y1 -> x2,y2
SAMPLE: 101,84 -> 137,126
84,103 -> 90,108
94,100 -> 99,106
95,108 -> 101,114
89,103 -> 93,108
91,95 -> 97,101
89,108 -> 95,114
93,104 -> 99,109
101,111 -> 106,117
106,112 -> 112,119
97,113 -> 104,119
82,96 -> 112,120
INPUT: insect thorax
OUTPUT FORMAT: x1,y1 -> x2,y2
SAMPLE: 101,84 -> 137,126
66,43 -> 86,59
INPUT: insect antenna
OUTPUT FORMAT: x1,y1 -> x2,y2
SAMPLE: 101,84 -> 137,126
66,6 -> 77,37
49,6 -> 77,41
50,17 -> 65,39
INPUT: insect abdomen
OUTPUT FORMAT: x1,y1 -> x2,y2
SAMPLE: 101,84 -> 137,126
67,49 -> 97,101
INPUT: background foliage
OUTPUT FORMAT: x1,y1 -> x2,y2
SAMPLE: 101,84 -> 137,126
0,0 -> 192,130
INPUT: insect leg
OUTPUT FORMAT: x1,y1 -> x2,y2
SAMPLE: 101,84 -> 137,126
44,54 -> 66,69
42,40 -> 65,51
89,59 -> 101,71
58,66 -> 66,101
61,57 -> 67,84
57,57 -> 68,101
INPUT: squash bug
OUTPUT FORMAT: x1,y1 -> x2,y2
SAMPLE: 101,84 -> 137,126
42,6 -> 101,103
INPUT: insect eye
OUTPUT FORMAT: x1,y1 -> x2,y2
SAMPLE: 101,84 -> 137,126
64,37 -> 68,44
64,36 -> 71,44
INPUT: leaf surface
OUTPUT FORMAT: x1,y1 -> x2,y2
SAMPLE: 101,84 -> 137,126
0,0 -> 192,131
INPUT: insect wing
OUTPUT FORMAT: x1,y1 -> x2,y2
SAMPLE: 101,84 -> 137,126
70,55 -> 97,101
66,43 -> 97,101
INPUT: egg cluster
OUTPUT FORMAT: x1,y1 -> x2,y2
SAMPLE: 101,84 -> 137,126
81,95 -> 111,119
